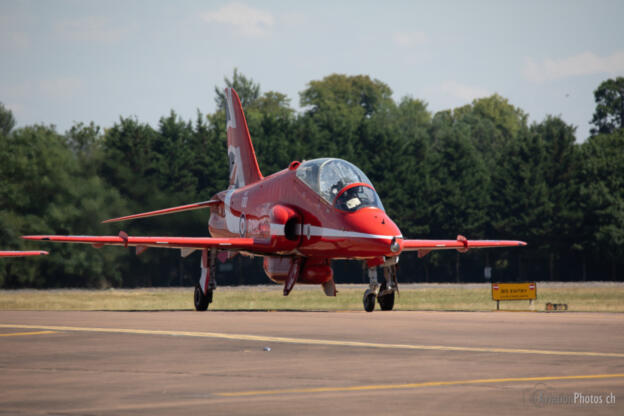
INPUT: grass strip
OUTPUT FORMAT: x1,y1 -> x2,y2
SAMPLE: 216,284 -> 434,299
0,284 -> 622,312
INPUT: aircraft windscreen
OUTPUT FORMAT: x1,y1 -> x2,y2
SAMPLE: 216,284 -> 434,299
334,186 -> 383,212
296,158 -> 383,211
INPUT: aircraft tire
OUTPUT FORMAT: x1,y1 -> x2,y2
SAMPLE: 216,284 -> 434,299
378,292 -> 395,311
194,285 -> 211,311
363,291 -> 376,312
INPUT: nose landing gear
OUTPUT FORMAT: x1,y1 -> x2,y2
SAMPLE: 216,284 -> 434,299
363,290 -> 376,312
363,258 -> 398,312
377,281 -> 395,311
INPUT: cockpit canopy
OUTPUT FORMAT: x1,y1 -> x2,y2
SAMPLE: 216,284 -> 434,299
295,158 -> 384,212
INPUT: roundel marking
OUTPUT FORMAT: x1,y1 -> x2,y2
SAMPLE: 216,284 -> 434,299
239,214 -> 247,237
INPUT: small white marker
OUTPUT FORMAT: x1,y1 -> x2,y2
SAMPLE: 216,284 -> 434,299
263,347 -> 271,352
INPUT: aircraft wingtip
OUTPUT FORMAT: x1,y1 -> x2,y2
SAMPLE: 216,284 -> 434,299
102,216 -> 126,224
21,236 -> 49,241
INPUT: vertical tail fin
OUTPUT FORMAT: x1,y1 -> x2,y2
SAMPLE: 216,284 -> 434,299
225,88 -> 263,189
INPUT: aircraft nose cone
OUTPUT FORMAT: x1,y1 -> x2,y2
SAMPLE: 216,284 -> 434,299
343,209 -> 402,256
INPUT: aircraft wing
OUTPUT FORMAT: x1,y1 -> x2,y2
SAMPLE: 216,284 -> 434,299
102,200 -> 220,223
0,250 -> 48,257
402,235 -> 526,257
22,234 -> 262,256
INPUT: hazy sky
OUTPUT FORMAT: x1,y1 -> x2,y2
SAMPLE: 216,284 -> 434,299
1,0 -> 623,141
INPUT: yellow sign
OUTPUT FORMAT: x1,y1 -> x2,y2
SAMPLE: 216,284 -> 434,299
492,282 -> 536,301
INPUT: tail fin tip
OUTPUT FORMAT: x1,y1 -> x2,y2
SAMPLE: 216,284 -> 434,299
225,88 -> 263,189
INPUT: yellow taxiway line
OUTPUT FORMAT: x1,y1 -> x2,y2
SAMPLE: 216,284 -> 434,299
0,323 -> 623,358
217,373 -> 624,397
0,330 -> 56,337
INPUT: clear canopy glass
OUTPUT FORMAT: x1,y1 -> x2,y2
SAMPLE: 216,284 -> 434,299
296,158 -> 384,211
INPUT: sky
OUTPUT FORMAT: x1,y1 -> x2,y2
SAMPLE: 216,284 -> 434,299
1,0 -> 623,141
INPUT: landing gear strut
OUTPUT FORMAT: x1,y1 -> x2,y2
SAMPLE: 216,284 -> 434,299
378,263 -> 398,311
377,282 -> 395,311
195,247 -> 217,311
363,266 -> 379,312
363,258 -> 398,312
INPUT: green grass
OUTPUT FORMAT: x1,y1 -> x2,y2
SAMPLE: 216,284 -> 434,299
1,283 -> 623,312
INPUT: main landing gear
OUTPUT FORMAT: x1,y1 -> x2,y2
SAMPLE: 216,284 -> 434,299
195,247 -> 217,311
194,284 -> 212,311
363,258 -> 398,312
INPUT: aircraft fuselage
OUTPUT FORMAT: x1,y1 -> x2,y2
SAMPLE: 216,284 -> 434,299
208,160 -> 402,284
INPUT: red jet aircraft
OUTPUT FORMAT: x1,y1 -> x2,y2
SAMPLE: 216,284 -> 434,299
0,251 -> 48,257
24,88 -> 525,311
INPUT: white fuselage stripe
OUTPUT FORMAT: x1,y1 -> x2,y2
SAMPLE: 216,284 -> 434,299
224,190 -> 239,234
223,198 -> 400,241
270,223 -> 285,236
300,225 -> 400,240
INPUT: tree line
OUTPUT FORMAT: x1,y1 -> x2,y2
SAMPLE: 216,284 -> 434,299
1,71 -> 623,287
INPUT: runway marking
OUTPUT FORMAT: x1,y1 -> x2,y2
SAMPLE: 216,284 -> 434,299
217,373 -> 624,397
0,330 -> 56,337
0,323 -> 623,358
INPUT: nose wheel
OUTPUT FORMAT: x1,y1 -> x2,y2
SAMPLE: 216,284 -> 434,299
377,282 -> 395,311
363,260 -> 398,312
363,290 -> 376,312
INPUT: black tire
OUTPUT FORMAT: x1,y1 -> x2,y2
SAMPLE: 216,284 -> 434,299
378,292 -> 395,311
363,291 -> 376,312
194,285 -> 211,311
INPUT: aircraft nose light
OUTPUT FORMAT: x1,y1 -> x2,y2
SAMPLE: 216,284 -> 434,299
390,237 -> 400,253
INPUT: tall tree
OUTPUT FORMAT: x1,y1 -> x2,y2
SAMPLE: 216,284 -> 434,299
532,116 -> 582,280
489,127 -> 552,280
426,113 -> 491,281
452,94 -> 528,168
0,103 -> 16,137
214,68 -> 261,110
578,131 -> 624,279
246,91 -> 297,175
298,74 -> 394,163
100,117 -> 158,203
379,96 -> 431,237
0,124 -> 125,287
590,77 -> 624,135
154,111 -> 198,196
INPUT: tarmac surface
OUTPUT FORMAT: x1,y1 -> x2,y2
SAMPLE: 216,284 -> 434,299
1,310 -> 623,415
